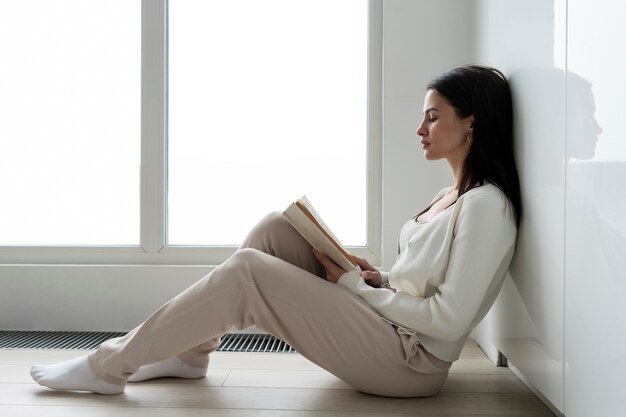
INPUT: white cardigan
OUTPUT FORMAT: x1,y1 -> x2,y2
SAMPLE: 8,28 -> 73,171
338,183 -> 517,362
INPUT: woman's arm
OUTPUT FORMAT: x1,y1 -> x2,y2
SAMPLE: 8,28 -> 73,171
313,251 -> 387,287
336,191 -> 517,342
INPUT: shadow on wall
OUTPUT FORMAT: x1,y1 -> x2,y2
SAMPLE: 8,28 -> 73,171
507,65 -> 625,362
564,79 -> 626,412
504,67 -> 601,361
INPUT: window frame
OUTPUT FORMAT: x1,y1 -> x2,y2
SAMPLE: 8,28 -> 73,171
0,0 -> 382,267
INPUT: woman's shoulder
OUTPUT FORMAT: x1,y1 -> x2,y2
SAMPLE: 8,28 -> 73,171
461,182 -> 506,201
457,183 -> 513,220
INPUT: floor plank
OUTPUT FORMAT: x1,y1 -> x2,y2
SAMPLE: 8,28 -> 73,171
0,406 -> 411,417
0,383 -> 555,416
223,369 -> 352,390
441,374 -> 531,394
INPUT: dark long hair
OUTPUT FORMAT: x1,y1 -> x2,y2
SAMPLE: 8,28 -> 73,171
427,65 -> 522,226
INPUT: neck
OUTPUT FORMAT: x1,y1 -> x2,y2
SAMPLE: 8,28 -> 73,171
448,158 -> 464,191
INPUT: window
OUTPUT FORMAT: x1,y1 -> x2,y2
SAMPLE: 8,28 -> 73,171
0,0 -> 141,245
167,0 -> 368,246
0,0 -> 381,266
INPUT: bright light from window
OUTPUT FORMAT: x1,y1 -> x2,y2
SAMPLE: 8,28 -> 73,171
0,0 -> 141,245
168,0 -> 368,246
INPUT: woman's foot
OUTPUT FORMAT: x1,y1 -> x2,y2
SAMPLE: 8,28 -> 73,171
30,355 -> 125,394
127,356 -> 207,382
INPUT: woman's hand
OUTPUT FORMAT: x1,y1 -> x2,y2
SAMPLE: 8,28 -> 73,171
348,254 -> 383,288
313,249 -> 383,287
312,249 -> 346,283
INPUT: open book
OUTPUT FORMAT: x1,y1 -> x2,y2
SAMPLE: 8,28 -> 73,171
282,196 -> 358,272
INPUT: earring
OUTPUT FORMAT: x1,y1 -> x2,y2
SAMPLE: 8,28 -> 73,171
467,133 -> 472,143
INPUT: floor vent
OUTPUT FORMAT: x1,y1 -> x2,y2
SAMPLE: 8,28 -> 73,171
0,331 -> 126,350
0,331 -> 296,353
217,332 -> 296,353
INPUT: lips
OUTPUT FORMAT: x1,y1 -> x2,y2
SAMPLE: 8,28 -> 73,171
421,140 -> 431,148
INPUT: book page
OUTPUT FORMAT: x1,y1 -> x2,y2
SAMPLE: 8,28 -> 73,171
296,196 -> 343,245
283,196 -> 357,272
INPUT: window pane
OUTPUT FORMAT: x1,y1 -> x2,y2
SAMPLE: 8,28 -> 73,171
168,0 -> 367,246
0,1 -> 141,245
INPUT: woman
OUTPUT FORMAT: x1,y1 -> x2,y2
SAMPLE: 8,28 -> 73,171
31,65 -> 521,398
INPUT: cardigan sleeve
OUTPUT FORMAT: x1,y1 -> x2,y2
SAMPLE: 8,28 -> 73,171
379,271 -> 390,285
338,190 -> 516,342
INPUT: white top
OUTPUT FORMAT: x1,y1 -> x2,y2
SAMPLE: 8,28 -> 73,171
337,183 -> 517,362
397,215 -> 423,252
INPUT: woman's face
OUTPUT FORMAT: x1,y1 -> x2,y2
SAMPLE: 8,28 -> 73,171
416,89 -> 473,164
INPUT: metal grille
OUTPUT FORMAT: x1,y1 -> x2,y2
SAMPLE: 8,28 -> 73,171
217,333 -> 295,353
0,331 -> 296,353
0,331 -> 126,350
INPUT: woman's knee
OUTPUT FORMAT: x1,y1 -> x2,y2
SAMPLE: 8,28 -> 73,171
240,211 -> 293,251
210,248 -> 263,292
224,247 -> 304,288
225,248 -> 264,272
255,211 -> 291,234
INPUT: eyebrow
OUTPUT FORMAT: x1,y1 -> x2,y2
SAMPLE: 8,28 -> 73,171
423,107 -> 438,114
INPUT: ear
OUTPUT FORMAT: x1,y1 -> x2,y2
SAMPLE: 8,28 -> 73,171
465,115 -> 474,132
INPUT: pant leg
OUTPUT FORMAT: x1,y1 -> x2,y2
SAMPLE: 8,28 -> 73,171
90,208 -> 318,380
239,211 -> 326,277
90,248 -> 450,397
176,211 -> 326,364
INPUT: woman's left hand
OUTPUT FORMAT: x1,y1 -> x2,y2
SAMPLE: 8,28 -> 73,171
312,249 -> 346,283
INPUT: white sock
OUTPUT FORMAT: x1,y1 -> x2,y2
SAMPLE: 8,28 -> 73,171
128,356 -> 207,382
30,355 -> 125,395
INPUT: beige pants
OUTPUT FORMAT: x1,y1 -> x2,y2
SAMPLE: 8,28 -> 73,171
89,212 -> 451,397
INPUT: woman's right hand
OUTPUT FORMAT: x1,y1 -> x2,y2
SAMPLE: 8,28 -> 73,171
349,255 -> 383,288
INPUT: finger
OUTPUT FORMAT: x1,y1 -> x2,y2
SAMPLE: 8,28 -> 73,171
355,258 -> 374,271
312,248 -> 328,264
313,249 -> 335,269
313,249 -> 345,283
361,270 -> 376,280
314,249 -> 346,274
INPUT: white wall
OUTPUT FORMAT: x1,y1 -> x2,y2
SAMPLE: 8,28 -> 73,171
0,0 -> 472,331
565,1 -> 626,416
471,0 -> 626,416
381,0 -> 472,270
0,265 -> 208,331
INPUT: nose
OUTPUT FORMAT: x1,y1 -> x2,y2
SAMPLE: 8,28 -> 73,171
416,121 -> 427,137
594,119 -> 603,135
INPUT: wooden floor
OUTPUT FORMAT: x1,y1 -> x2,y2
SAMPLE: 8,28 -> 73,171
0,339 -> 555,417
